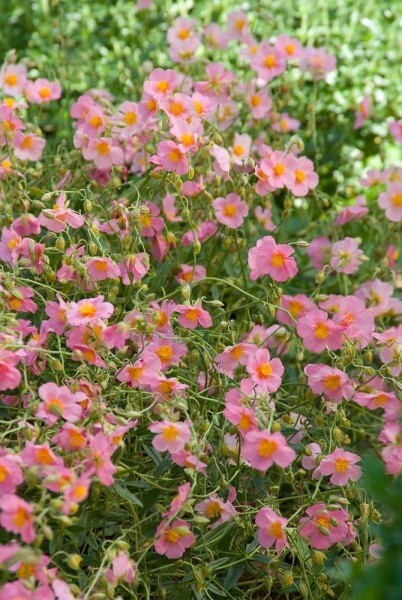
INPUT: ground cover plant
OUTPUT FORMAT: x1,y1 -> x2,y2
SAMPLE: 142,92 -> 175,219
0,1 -> 401,598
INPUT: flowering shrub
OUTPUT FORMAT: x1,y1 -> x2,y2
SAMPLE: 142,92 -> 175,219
0,3 -> 401,599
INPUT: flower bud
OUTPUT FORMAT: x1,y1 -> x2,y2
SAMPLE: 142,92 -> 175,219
67,554 -> 83,570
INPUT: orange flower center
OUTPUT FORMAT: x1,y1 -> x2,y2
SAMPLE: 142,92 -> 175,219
288,300 -> 303,316
373,393 -> 387,408
181,133 -> 194,146
93,260 -> 108,271
324,374 -> 341,390
264,55 -> 276,68
223,203 -> 237,217
295,169 -> 306,183
206,500 -> 223,519
78,302 -> 96,318
391,193 -> 402,207
89,115 -> 103,128
271,252 -> 285,268
156,345 -> 174,362
162,424 -> 179,441
123,111 -> 137,125
128,366 -> 144,381
268,521 -> 283,538
239,412 -> 253,431
96,141 -> 110,155
13,507 -> 30,527
68,430 -> 86,448
184,308 -> 199,322
285,43 -> 295,55
233,144 -> 245,157
156,80 -> 169,93
0,465 -> 9,482
178,28 -> 191,40
258,438 -> 278,457
5,73 -> 18,86
273,163 -> 285,176
250,95 -> 261,107
21,136 -> 34,149
1,159 -> 11,169
334,457 -> 350,473
73,485 -> 88,501
35,448 -> 54,464
256,362 -> 273,378
8,297 -> 23,310
165,529 -> 180,543
193,100 -> 204,114
39,87 -> 51,99
316,516 -> 330,529
17,563 -> 35,579
168,148 -> 182,163
170,102 -> 185,116
230,345 -> 244,360
314,322 -> 329,340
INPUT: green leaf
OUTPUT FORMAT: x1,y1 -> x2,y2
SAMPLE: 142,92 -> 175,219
113,482 -> 143,507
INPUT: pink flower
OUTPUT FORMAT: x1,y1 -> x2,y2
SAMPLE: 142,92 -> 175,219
227,10 -> 249,40
86,257 -> 120,281
230,133 -> 251,166
307,236 -> 332,270
254,205 -> 275,230
175,302 -> 212,329
246,348 -> 284,392
163,482 -> 191,518
286,155 -> 319,196
213,193 -> 249,228
39,193 -> 84,232
0,455 -> 23,495
105,551 -> 136,584
36,382 -> 82,426
14,133 -> 46,161
330,237 -> 363,274
195,493 -> 237,528
336,195 -> 368,225
304,364 -> 353,402
332,296 -> 374,349
248,87 -> 272,119
301,442 -> 322,478
143,337 -> 187,370
154,518 -> 195,559
161,93 -> 193,122
378,182 -> 402,222
149,420 -> 191,453
25,78 -> 62,103
117,357 -> 161,388
299,503 -> 350,549
389,120 -> 402,144
151,140 -> 189,175
87,433 -> 116,486
275,34 -> 303,60
119,253 -> 149,284
242,430 -> 296,471
215,343 -> 255,373
0,494 -> 35,543
62,475 -> 91,514
210,145 -> 230,179
354,95 -> 371,129
319,448 -> 361,485
300,47 -> 336,80
0,227 -> 22,265
0,64 -> 27,96
297,310 -> 344,352
258,151 -> 293,191
248,235 -> 298,282
255,507 -> 288,554
66,296 -> 114,326
251,41 -> 286,81
143,68 -> 181,100
171,450 -> 207,474
0,351 -> 21,391
45,293 -> 68,334
83,137 -> 123,169
277,294 -> 315,326
114,101 -> 143,137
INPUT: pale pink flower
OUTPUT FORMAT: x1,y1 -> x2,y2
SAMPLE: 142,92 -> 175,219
161,93 -> 193,122
82,137 -> 123,169
70,94 -> 96,121
0,64 -> 27,96
336,195 -> 368,225
143,68 -> 181,100
0,227 -> 22,265
307,236 -> 332,270
204,24 -> 229,50
255,507 -> 289,554
114,101 -> 143,137
300,47 -> 336,80
355,278 -> 394,317
170,118 -> 202,154
378,182 -> 402,222
230,133 -> 251,166
0,494 -> 35,543
25,78 -> 61,103
213,193 -> 249,228
286,155 -> 319,196
305,364 -> 353,402
45,293 -> 69,334
330,237 -> 363,274
248,235 -> 298,282
171,450 -> 207,474
210,144 -> 230,179
389,120 -> 402,144
195,493 -> 237,528
275,34 -> 303,60
227,10 -> 249,40
14,133 -> 46,161
299,503 -> 350,549
150,140 -> 189,175
119,253 -> 149,284
175,264 -> 206,284
251,41 -> 286,81
163,482 -> 191,518
257,151 -> 293,191
277,294 -> 315,326
105,551 -> 136,584
354,95 -> 371,129
36,382 -> 82,426
175,302 -> 212,329
39,193 -> 84,232
296,309 -> 344,352
320,448 -> 361,485
149,420 -> 191,453
86,433 -> 116,486
86,257 -> 120,281
154,519 -> 195,559
254,205 -> 275,230
215,343 -> 255,373
271,112 -> 300,133
66,296 -> 114,326
0,455 -> 23,495
117,357 -> 161,388
143,337 -> 187,370
246,348 -> 284,392
332,296 -> 374,348
301,442 -> 322,479
242,430 -> 296,471
0,350 -> 21,391
248,87 -> 272,119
